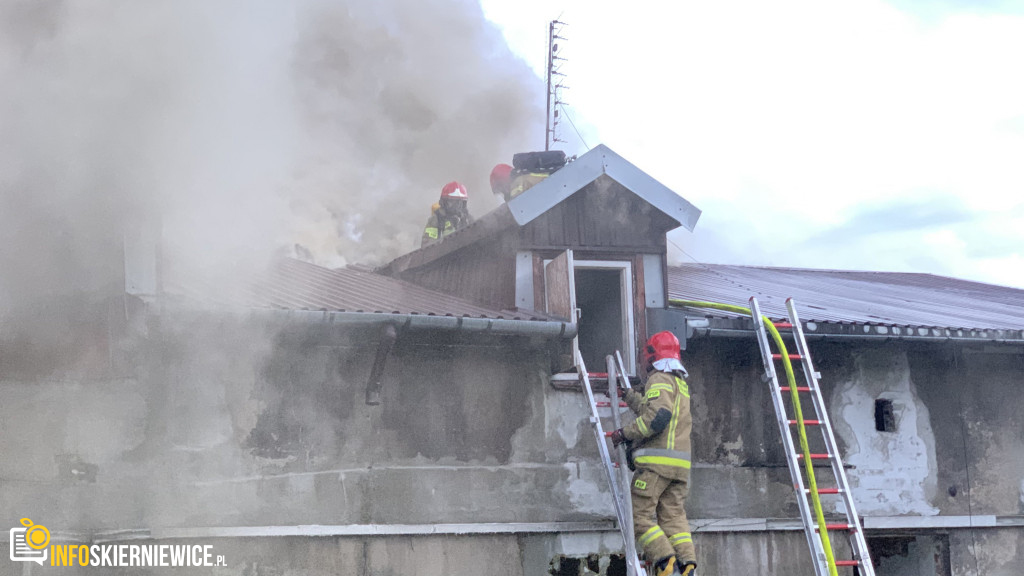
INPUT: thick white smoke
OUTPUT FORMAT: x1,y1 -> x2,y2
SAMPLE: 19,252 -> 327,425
0,0 -> 543,313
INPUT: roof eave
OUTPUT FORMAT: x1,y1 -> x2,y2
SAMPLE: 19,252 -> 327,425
689,316 -> 1024,344
160,304 -> 578,340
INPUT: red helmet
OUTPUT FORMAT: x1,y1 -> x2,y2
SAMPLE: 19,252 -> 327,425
489,164 -> 512,191
644,331 -> 681,368
441,181 -> 468,200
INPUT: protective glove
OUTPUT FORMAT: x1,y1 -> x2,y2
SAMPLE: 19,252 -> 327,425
606,428 -> 627,447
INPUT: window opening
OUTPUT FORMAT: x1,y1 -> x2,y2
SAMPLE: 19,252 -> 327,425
875,398 -> 896,432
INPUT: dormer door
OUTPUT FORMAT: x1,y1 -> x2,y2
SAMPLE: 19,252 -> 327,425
543,250 -> 577,321
543,250 -> 637,375
573,259 -> 636,375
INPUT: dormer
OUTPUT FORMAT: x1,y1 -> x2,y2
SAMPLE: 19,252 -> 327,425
379,145 -> 701,374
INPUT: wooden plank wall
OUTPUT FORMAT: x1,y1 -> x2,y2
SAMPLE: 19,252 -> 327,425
396,232 -> 518,312
518,176 -> 676,252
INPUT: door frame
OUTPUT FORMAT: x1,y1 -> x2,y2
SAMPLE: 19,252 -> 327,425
572,259 -> 637,375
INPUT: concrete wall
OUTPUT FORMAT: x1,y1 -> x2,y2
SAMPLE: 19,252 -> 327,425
0,311 -> 615,532
683,336 -> 1024,573
2,308 -> 1023,574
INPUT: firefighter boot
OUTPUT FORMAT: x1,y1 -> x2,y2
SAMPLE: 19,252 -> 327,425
679,561 -> 697,576
653,556 -> 679,576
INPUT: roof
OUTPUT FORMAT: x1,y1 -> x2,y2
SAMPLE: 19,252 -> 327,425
505,144 -> 701,230
165,257 -> 552,322
668,263 -> 1024,334
381,144 -> 701,275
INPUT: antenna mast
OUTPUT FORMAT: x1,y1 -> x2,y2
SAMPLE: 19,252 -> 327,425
546,20 -> 568,151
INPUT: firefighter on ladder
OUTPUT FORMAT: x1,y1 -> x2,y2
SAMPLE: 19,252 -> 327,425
608,331 -> 697,576
421,181 -> 472,246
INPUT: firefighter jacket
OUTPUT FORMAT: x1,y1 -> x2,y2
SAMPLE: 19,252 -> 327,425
421,208 -> 472,246
621,370 -> 692,481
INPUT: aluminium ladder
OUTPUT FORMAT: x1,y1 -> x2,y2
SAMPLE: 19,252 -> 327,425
576,349 -> 648,576
671,296 -> 874,575
748,297 -> 875,576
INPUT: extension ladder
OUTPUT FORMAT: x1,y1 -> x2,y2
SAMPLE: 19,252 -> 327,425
576,349 -> 648,576
749,297 -> 875,576
670,297 -> 874,576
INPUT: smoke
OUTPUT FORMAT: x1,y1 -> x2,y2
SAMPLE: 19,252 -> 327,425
287,0 -> 542,265
0,0 -> 542,311
0,0 -> 544,530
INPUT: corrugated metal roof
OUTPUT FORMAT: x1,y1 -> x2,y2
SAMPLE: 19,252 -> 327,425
668,264 -> 1024,331
165,258 -> 549,321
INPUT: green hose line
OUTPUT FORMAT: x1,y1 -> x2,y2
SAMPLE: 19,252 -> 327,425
670,300 -> 839,576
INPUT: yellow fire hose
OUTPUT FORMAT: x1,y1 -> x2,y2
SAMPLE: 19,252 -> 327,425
670,299 -> 839,576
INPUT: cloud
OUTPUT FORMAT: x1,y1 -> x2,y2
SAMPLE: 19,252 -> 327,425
804,194 -> 975,245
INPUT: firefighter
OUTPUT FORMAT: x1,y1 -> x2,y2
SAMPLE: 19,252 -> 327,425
422,181 -> 472,246
608,331 -> 697,576
489,163 -> 513,202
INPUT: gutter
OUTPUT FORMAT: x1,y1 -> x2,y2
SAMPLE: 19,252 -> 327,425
259,308 -> 577,339
686,322 -> 1024,345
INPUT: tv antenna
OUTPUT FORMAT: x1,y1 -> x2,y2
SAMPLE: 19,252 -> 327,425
546,19 -> 568,151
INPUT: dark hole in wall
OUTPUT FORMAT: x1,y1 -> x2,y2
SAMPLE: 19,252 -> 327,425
875,398 -> 896,432
606,555 -> 627,576
551,556 -> 580,575
868,534 -> 951,576
575,268 -> 624,372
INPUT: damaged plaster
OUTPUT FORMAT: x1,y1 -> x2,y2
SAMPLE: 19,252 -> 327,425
831,348 -> 940,516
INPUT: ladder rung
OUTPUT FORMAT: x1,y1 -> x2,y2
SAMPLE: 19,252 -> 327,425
789,420 -> 821,425
835,560 -> 860,567
588,372 -> 608,378
780,386 -> 812,392
806,487 -> 843,495
772,353 -> 803,360
773,322 -> 793,329
796,453 -> 831,460
817,524 -> 856,531
596,401 -> 628,407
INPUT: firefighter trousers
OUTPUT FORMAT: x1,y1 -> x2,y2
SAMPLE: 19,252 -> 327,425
631,468 -> 696,565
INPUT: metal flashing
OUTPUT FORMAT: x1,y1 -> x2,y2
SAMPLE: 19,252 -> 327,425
643,254 -> 666,308
93,522 -> 617,543
506,144 -> 702,231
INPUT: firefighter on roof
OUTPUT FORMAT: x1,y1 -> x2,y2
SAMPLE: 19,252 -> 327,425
608,331 -> 698,576
422,181 -> 472,246
489,163 -> 513,202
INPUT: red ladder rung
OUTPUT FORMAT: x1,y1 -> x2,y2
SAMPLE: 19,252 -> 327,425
774,322 -> 793,329
588,372 -> 608,378
835,560 -> 860,567
808,487 -> 842,494
772,353 -> 803,360
596,401 -> 628,407
796,453 -> 831,460
780,386 -> 812,392
789,420 -> 822,425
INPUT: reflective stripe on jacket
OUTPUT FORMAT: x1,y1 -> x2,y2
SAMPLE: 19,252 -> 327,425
622,370 -> 692,481
421,211 -> 468,246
